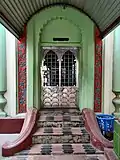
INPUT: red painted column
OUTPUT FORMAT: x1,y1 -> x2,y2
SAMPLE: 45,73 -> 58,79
17,26 -> 27,113
94,27 -> 102,112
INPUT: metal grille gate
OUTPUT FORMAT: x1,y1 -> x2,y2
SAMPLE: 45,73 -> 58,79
41,47 -> 78,107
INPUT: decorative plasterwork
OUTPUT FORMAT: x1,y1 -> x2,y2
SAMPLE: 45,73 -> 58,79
39,16 -> 82,42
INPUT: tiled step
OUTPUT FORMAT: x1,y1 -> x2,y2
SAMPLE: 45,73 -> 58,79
37,120 -> 84,128
32,127 -> 90,144
9,154 -> 107,160
43,106 -> 78,109
15,144 -> 104,155
37,115 -> 84,127
7,108 -> 108,159
39,108 -> 81,116
39,115 -> 83,122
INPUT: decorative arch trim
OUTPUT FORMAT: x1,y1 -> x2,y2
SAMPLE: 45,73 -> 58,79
38,16 -> 82,42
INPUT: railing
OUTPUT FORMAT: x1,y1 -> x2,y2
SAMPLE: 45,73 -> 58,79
82,108 -> 113,151
2,108 -> 38,157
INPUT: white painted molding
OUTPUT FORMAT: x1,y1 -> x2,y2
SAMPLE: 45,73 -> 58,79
103,31 -> 114,114
4,30 -> 17,116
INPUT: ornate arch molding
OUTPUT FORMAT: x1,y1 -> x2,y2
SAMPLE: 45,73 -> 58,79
38,16 -> 82,42
26,4 -> 101,38
37,16 -> 82,108
38,16 -> 102,112
38,16 -> 82,66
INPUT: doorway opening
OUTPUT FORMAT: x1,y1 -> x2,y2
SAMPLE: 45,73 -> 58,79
41,47 -> 78,108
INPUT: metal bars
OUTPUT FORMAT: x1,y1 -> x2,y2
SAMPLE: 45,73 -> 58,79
43,49 -> 76,87
42,47 -> 77,107
43,51 -> 59,86
61,51 -> 76,86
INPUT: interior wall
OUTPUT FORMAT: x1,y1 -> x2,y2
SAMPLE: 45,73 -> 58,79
27,6 -> 95,110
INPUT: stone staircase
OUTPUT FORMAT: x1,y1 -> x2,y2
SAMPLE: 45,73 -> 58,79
33,108 -> 90,145
10,107 -> 107,160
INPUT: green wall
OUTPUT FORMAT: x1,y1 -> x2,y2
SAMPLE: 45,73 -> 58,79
113,26 -> 120,92
27,6 -> 95,110
0,23 -> 7,117
0,24 -> 6,92
114,120 -> 120,159
41,18 -> 81,43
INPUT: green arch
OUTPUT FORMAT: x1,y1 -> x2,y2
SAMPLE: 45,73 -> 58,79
40,16 -> 82,43
27,5 -> 95,110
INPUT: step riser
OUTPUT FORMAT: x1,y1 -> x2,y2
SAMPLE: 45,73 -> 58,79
15,144 -> 104,156
16,150 -> 103,156
39,109 -> 81,116
38,115 -> 84,122
32,135 -> 90,144
12,155 -> 106,159
37,122 -> 84,128
40,113 -> 81,116
42,107 -> 78,109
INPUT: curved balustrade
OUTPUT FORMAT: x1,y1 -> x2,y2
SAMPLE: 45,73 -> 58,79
2,108 -> 38,157
82,108 -> 113,151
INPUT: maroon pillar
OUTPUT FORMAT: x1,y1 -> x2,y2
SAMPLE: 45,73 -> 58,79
94,27 -> 102,112
17,26 -> 27,113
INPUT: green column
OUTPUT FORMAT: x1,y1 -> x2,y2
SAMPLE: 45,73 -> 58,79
0,24 -> 7,117
112,26 -> 120,117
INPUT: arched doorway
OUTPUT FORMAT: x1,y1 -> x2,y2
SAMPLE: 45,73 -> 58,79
26,6 -> 95,111
42,47 -> 78,108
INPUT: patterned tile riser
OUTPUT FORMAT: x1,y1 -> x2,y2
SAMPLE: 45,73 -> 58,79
40,113 -> 82,116
37,121 -> 84,128
39,110 -> 82,116
32,135 -> 90,144
15,144 -> 103,156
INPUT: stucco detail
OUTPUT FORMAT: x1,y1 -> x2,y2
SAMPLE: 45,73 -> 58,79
38,16 -> 82,41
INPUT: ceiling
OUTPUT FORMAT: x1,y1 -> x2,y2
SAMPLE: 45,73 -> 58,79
0,0 -> 120,38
